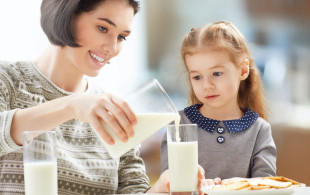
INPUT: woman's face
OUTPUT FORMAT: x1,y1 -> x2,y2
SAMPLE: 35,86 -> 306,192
63,0 -> 135,77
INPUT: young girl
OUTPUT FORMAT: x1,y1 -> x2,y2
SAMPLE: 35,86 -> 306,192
161,21 -> 277,180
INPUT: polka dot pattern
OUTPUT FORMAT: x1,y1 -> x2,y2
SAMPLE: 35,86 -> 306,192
184,104 -> 259,133
184,104 -> 219,132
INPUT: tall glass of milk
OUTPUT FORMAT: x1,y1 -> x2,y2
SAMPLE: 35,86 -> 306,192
167,124 -> 198,195
23,131 -> 57,195
95,79 -> 180,158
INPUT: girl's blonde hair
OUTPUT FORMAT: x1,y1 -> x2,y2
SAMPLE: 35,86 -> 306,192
181,21 -> 267,120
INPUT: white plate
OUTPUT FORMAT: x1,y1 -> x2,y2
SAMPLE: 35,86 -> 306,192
202,188 -> 295,195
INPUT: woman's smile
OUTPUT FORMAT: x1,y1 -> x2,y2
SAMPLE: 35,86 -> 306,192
89,50 -> 109,68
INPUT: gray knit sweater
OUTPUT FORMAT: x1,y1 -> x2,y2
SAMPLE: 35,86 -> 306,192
161,105 -> 277,179
0,61 -> 149,195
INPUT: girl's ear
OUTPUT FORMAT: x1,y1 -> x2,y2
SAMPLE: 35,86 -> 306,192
240,58 -> 249,80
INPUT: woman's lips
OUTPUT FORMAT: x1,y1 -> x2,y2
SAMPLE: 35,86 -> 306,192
89,51 -> 107,68
206,95 -> 219,100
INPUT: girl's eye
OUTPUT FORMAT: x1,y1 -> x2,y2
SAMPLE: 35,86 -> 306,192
118,35 -> 127,41
98,26 -> 107,32
213,72 -> 223,76
193,75 -> 202,80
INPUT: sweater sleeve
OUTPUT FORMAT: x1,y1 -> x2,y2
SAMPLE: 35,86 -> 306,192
117,146 -> 150,194
250,119 -> 277,177
0,77 -> 22,157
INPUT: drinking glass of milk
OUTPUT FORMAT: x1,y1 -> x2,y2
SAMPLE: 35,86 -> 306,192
23,131 -> 57,195
167,124 -> 198,195
95,79 -> 180,158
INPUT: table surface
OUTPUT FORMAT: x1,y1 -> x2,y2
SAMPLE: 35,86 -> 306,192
141,187 -> 310,194
292,187 -> 310,194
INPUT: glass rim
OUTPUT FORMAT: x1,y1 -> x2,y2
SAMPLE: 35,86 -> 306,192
167,124 -> 198,128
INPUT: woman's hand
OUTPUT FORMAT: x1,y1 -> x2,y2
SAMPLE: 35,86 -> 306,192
67,93 -> 137,145
11,92 -> 136,146
146,169 -> 170,193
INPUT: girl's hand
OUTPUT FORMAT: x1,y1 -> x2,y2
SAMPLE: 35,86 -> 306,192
66,93 -> 137,145
198,165 -> 206,195
202,177 -> 222,187
221,177 -> 244,184
147,165 -> 206,194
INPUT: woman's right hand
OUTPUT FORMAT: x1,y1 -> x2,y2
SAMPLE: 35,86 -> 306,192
67,93 -> 137,145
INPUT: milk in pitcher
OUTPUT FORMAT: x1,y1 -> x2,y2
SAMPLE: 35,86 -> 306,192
96,112 -> 180,158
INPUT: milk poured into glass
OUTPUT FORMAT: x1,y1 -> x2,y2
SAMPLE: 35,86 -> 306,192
168,141 -> 198,192
98,113 -> 180,158
24,162 -> 57,195
167,124 -> 198,193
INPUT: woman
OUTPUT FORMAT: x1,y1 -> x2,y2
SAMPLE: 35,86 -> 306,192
0,0 -> 205,194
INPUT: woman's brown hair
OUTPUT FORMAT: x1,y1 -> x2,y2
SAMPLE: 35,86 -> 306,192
40,0 -> 140,47
181,21 -> 267,120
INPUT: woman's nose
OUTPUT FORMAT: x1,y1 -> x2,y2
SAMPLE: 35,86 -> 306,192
102,37 -> 118,57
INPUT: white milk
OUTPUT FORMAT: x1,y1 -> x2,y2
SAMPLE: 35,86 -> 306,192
175,123 -> 181,142
168,141 -> 198,192
96,113 -> 180,158
24,161 -> 57,195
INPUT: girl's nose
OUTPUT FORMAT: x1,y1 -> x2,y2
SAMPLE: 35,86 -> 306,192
204,77 -> 215,90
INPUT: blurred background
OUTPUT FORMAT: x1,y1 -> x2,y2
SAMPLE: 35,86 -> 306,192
1,0 -> 309,186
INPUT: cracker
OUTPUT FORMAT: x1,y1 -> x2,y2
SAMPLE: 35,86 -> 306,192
258,178 -> 292,189
262,176 -> 300,185
205,176 -> 302,192
212,181 -> 250,190
241,185 -> 271,190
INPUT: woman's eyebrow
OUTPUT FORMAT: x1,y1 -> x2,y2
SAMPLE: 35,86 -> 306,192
98,17 -> 116,26
97,17 -> 131,33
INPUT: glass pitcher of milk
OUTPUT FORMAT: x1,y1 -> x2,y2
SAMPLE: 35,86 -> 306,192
94,79 -> 180,158
23,131 -> 57,195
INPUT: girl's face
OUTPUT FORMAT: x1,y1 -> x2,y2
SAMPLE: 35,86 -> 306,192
185,50 -> 246,110
63,0 -> 134,77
